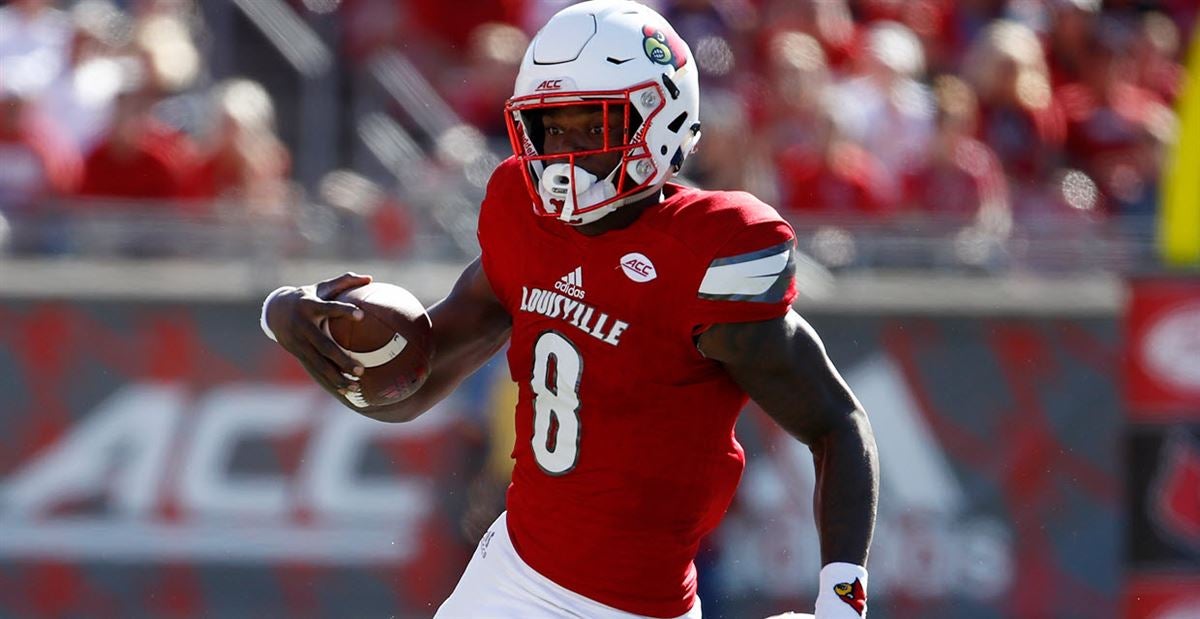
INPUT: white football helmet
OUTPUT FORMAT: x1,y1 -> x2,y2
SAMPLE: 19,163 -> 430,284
504,0 -> 702,225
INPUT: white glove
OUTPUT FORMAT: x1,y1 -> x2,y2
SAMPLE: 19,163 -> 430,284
813,563 -> 868,618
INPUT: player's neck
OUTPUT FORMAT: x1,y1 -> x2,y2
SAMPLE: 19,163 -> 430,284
572,194 -> 660,237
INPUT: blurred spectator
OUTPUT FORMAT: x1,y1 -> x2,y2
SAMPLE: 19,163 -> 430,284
775,100 -> 896,217
903,75 -> 1009,223
130,0 -> 196,19
134,11 -> 201,95
685,89 -> 765,195
443,22 -> 528,139
663,0 -> 754,87
832,21 -> 934,189
0,0 -> 1185,265
1166,0 -> 1198,39
1057,24 -> 1175,217
1131,12 -> 1185,104
131,6 -> 207,144
190,78 -> 291,214
319,169 -> 414,256
1007,166 -> 1103,227
337,0 -> 401,62
755,0 -> 857,71
407,0 -> 525,54
857,0 -> 961,74
0,0 -> 73,97
74,73 -> 193,201
37,0 -> 130,154
0,88 -> 80,210
963,20 -> 1065,188
339,0 -> 526,71
1044,0 -> 1099,88
754,31 -> 831,166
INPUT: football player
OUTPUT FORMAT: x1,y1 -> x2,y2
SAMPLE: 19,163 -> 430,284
261,2 -> 877,617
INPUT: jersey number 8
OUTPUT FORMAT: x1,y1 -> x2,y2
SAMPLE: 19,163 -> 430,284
530,331 -> 582,474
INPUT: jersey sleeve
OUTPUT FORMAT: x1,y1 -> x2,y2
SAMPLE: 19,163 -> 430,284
686,219 -> 798,328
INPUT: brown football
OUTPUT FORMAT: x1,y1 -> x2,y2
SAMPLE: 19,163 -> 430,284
323,282 -> 433,409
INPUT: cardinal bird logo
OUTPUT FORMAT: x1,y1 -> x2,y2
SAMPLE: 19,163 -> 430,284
1152,431 -> 1200,549
642,24 -> 688,69
833,578 -> 867,615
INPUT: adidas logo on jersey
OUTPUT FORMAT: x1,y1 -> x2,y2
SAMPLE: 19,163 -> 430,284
554,266 -> 585,300
521,266 -> 628,347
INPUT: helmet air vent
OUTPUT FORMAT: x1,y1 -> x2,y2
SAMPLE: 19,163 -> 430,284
667,111 -> 688,133
661,73 -> 680,100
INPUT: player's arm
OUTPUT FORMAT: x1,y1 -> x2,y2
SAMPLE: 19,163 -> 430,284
263,258 -> 512,423
697,311 -> 878,614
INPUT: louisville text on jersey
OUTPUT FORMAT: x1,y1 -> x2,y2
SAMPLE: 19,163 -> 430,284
519,286 -> 628,346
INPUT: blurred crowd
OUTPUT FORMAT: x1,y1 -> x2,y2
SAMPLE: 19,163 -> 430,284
339,0 -> 1195,249
1,0 -> 1196,262
0,0 -> 290,220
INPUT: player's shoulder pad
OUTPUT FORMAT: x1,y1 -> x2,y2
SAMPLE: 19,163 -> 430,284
659,187 -> 786,240
659,186 -> 793,254
667,187 -> 781,224
662,187 -> 796,304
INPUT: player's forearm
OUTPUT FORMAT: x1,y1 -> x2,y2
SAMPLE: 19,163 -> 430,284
352,258 -> 512,423
356,321 -> 511,423
811,409 -> 878,566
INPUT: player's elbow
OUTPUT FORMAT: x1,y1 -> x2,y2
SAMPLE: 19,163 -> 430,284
809,405 -> 874,451
831,408 -> 877,466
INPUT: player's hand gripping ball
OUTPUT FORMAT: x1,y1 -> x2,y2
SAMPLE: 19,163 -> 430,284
322,282 -> 433,408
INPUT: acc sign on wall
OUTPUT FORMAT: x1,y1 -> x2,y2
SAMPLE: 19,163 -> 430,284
0,383 -> 451,563
0,302 -> 1122,618
0,300 -> 483,615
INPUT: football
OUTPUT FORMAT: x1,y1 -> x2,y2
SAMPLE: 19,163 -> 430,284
322,282 -> 433,409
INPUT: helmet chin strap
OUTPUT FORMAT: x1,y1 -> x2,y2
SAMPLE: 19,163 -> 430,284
539,162 -> 662,225
539,162 -> 618,224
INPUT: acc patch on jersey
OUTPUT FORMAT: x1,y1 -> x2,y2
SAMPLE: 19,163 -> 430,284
620,252 -> 657,283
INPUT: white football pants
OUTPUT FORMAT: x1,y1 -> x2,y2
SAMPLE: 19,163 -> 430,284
434,512 -> 702,619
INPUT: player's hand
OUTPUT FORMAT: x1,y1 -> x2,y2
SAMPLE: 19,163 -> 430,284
265,272 -> 373,395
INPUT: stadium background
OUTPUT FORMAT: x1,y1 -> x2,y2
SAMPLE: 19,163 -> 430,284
0,0 -> 1198,617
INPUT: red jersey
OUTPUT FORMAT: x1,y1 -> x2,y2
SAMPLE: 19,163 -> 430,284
477,158 -> 797,617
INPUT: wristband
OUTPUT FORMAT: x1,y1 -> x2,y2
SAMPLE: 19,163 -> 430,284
259,286 -> 292,342
814,562 -> 868,618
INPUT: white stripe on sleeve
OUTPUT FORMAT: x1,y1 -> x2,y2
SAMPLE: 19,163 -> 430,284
698,247 -> 791,296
